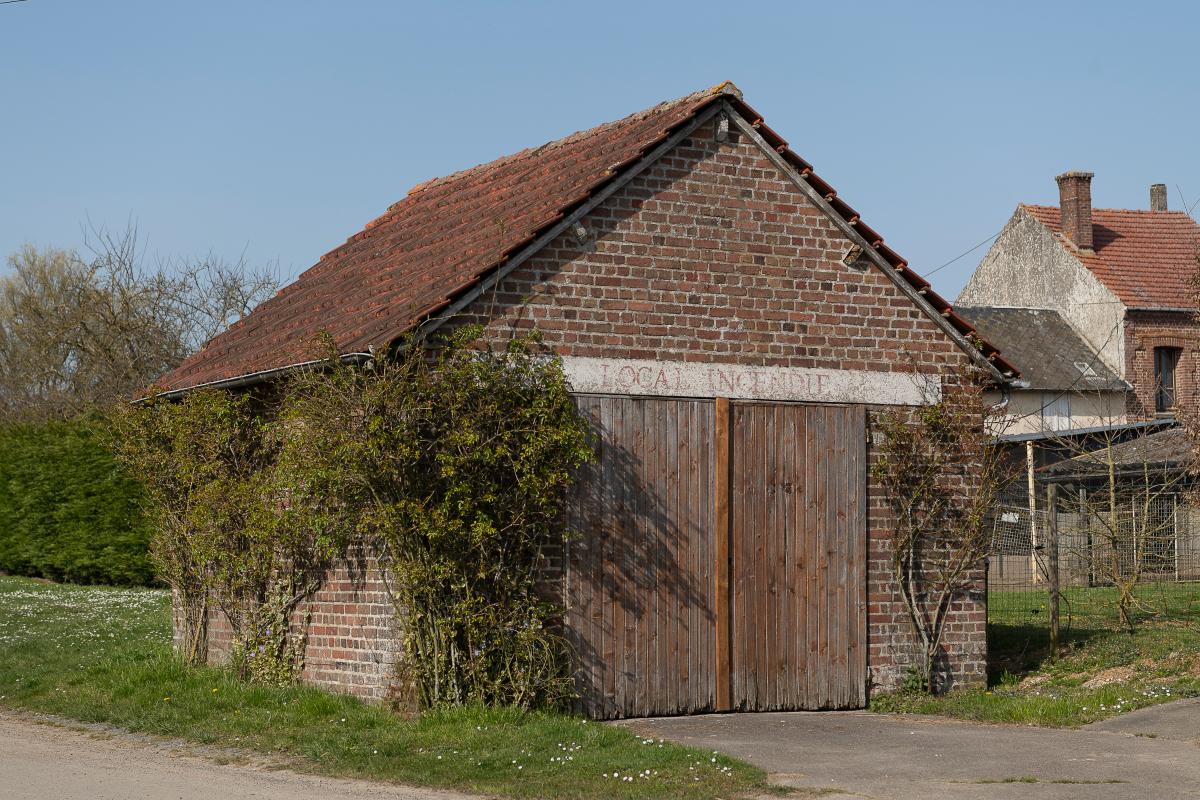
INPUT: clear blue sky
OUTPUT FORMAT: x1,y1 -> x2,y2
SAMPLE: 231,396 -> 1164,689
2,1 -> 1197,298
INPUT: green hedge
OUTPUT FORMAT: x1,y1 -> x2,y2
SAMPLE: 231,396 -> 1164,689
0,418 -> 153,586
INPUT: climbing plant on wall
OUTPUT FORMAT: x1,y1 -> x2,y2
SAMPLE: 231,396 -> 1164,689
870,362 -> 1017,694
280,327 -> 594,709
114,328 -> 592,704
110,388 -> 354,681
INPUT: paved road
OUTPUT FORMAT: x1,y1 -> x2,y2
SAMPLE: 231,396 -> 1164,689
4,703 -> 1197,799
0,713 -> 473,800
1084,697 -> 1200,741
625,702 -> 1200,800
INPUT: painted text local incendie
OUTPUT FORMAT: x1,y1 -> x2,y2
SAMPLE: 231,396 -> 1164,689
560,357 -> 937,406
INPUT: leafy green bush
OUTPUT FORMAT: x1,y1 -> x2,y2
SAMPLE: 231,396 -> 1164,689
276,329 -> 594,709
0,418 -> 152,585
110,328 -> 593,705
109,388 -> 310,672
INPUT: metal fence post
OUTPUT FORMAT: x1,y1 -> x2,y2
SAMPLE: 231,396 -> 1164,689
1046,483 -> 1060,658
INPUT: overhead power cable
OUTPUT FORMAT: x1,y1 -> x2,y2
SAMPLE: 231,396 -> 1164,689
925,229 -> 1003,278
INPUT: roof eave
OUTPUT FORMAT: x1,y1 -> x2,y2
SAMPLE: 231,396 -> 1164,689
145,352 -> 374,401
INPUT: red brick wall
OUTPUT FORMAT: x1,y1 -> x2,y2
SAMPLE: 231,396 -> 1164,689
864,411 -> 987,692
447,115 -> 987,694
1124,310 -> 1200,418
184,552 -> 401,702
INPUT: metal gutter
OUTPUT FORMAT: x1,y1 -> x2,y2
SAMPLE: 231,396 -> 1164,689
996,417 -> 1176,444
144,352 -> 374,401
1040,463 -> 1190,484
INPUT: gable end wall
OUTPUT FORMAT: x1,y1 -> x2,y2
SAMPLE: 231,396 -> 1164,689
957,208 -> 1127,378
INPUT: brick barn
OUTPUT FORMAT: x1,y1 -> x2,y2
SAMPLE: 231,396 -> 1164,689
158,82 -> 1018,717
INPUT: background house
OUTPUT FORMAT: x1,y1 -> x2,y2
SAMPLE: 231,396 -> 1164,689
958,173 -> 1200,420
955,305 -> 1128,435
956,174 -> 1200,599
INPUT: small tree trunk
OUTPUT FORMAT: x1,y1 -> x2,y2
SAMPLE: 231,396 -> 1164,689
180,592 -> 209,666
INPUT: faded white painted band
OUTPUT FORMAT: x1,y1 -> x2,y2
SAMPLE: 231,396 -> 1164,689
561,357 -> 939,406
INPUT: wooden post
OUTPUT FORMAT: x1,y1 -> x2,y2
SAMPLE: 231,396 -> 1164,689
1079,486 -> 1094,587
1026,441 -> 1040,584
713,397 -> 732,711
1046,483 -> 1060,658
1174,495 -> 1181,581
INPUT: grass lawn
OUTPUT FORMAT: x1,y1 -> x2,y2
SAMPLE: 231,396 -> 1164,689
872,583 -> 1200,726
0,575 -> 777,799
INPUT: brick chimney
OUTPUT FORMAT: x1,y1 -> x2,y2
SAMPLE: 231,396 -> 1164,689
1056,171 -> 1094,250
1150,183 -> 1168,212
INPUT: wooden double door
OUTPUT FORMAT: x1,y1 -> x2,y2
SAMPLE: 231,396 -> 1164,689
566,396 -> 867,719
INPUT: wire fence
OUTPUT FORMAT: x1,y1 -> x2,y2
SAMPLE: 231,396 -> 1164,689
987,489 -> 1200,633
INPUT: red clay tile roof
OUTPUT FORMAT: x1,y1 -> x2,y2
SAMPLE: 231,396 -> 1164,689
1023,204 -> 1200,309
157,83 -> 1016,394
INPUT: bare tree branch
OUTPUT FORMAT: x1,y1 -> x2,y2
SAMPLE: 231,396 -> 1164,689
0,225 -> 278,421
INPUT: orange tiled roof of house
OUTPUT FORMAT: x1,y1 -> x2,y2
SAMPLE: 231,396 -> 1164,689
1023,204 -> 1199,309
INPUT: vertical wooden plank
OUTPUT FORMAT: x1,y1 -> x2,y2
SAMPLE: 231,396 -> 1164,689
578,397 -> 602,715
818,405 -> 833,707
606,397 -> 624,718
629,399 -> 645,717
729,402 -> 744,707
700,400 -> 710,714
574,395 -> 604,718
764,405 -> 778,709
825,406 -> 839,705
563,397 -> 581,713
812,405 -> 826,708
686,401 -> 697,714
775,405 -> 789,708
783,403 -> 800,708
655,400 -> 673,714
808,405 -> 822,708
702,400 -> 716,712
790,405 -> 808,709
681,402 -> 694,712
597,398 -> 614,719
628,402 -> 648,714
839,406 -> 853,705
853,405 -> 868,705
632,398 -> 648,717
754,405 -> 767,708
739,404 -> 754,709
692,402 -> 705,712
654,401 -> 668,715
713,397 -> 732,712
831,406 -> 848,704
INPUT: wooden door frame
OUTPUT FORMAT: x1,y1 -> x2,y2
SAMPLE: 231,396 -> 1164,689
713,397 -> 733,711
